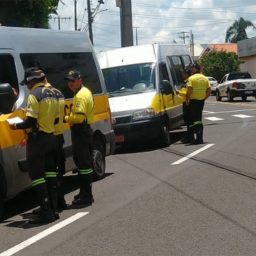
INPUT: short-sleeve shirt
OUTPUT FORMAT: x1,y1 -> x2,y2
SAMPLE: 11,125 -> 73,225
26,82 -> 58,133
187,73 -> 210,100
71,85 -> 94,125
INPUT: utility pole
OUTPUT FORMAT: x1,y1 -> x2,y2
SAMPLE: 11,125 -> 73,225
74,0 -> 77,31
178,31 -> 189,44
133,26 -> 139,45
116,0 -> 133,47
53,16 -> 71,30
87,0 -> 93,43
190,30 -> 194,58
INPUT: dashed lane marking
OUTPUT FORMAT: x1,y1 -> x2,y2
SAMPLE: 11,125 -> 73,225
0,212 -> 89,256
232,114 -> 253,118
204,117 -> 224,121
171,144 -> 215,165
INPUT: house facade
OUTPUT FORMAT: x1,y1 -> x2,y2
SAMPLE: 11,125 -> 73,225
238,37 -> 256,78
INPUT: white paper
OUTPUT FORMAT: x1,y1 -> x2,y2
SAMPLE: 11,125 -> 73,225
6,117 -> 24,125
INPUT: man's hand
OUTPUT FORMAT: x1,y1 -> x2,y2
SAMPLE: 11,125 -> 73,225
9,123 -> 17,130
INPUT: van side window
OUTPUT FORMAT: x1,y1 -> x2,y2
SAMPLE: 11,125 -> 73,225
182,55 -> 192,67
0,54 -> 19,94
159,62 -> 170,81
167,56 -> 184,87
20,52 -> 102,98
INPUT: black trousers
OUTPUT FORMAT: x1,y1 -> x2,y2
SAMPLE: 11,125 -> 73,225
190,99 -> 204,123
26,132 -> 57,213
71,125 -> 93,170
189,99 -> 205,141
26,132 -> 56,181
71,124 -> 94,198
55,134 -> 65,176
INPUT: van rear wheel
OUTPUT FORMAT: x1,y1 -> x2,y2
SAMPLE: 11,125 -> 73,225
92,139 -> 106,180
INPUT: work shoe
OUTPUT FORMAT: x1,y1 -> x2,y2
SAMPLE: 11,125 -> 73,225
72,196 -> 94,206
32,207 -> 42,215
28,211 -> 57,224
32,207 -> 60,219
193,139 -> 204,145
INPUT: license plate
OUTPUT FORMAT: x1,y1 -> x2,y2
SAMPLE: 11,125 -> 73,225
115,135 -> 125,143
245,91 -> 253,95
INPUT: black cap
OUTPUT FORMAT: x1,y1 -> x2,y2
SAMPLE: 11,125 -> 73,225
64,70 -> 82,81
183,65 -> 192,74
191,62 -> 201,71
21,67 -> 45,84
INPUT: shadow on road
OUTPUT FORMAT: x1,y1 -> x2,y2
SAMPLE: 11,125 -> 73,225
2,172 -> 113,225
115,130 -> 186,154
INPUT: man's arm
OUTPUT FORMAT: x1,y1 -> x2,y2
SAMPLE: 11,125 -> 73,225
186,86 -> 192,105
205,87 -> 211,100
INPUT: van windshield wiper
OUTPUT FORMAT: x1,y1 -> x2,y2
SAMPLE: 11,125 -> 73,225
108,88 -> 133,97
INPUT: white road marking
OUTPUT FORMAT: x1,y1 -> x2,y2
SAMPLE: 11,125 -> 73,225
171,144 -> 215,165
203,108 -> 256,115
232,114 -> 253,118
204,117 -> 224,121
203,110 -> 215,114
0,212 -> 89,256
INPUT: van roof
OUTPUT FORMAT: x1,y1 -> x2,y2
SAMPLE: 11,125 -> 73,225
97,43 -> 189,69
0,26 -> 93,53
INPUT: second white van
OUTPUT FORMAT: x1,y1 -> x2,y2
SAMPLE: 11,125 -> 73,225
97,43 -> 193,146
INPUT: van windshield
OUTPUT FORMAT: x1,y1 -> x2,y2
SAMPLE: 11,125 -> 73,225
102,63 -> 156,97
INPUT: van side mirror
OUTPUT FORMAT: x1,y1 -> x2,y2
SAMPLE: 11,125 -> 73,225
0,83 -> 16,114
160,80 -> 173,95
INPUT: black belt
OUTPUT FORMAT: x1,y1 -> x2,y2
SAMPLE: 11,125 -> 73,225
28,131 -> 53,137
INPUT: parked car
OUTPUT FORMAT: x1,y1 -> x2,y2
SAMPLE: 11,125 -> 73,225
207,76 -> 218,95
216,72 -> 256,102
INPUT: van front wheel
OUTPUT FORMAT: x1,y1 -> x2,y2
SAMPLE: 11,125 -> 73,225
159,122 -> 170,146
92,139 -> 106,180
0,193 -> 3,222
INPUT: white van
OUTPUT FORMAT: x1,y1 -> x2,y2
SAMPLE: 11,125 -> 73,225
97,43 -> 193,146
0,26 -> 115,219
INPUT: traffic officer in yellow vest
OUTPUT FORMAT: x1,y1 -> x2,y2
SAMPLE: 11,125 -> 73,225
186,63 -> 211,144
64,70 -> 95,206
45,81 -> 67,211
9,67 -> 59,224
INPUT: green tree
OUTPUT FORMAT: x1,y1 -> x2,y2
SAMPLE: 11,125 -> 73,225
225,17 -> 255,43
199,51 -> 240,81
0,0 -> 59,28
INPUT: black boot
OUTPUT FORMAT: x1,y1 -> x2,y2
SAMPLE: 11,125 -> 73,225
29,183 -> 56,224
72,173 -> 94,206
194,124 -> 204,144
47,179 -> 60,219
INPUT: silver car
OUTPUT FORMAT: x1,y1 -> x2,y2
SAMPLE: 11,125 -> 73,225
207,76 -> 218,95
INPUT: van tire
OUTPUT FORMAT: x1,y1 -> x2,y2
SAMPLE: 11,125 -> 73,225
0,192 -> 3,222
0,167 -> 6,222
92,139 -> 106,180
159,122 -> 170,146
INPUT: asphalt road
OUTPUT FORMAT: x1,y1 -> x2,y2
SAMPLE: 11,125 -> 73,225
1,96 -> 256,256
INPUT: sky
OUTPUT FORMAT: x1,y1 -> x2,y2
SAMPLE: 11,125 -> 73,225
49,0 -> 256,52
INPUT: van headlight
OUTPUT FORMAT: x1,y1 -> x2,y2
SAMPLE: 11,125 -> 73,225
132,108 -> 156,121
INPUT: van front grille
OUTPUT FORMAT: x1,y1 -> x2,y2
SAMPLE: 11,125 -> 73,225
115,116 -> 132,124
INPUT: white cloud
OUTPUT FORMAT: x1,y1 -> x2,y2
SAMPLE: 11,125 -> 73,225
49,0 -> 256,52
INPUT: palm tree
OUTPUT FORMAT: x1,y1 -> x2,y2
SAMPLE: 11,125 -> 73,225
225,17 -> 256,43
